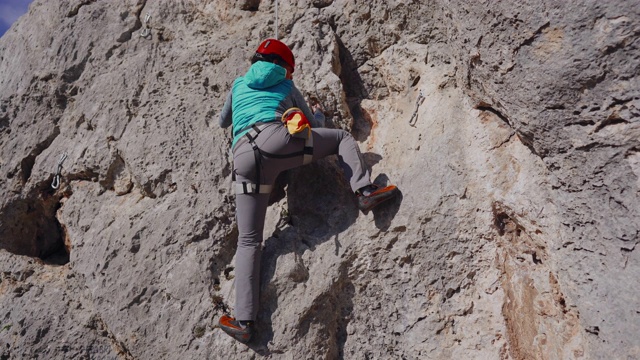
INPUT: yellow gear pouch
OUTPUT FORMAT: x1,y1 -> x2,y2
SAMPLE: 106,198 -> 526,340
281,108 -> 311,139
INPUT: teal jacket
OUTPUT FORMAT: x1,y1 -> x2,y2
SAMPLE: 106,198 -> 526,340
219,61 -> 325,148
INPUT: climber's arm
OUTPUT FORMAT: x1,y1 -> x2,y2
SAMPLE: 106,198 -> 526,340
219,90 -> 233,128
290,85 -> 325,128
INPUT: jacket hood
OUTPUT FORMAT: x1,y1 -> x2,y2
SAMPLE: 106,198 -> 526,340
244,61 -> 287,89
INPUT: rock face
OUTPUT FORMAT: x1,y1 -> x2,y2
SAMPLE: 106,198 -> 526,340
0,0 -> 638,359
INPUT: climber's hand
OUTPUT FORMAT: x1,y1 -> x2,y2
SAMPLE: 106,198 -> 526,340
312,103 -> 324,114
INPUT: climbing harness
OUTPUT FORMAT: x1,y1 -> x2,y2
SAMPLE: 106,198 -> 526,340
233,123 -> 274,195
51,152 -> 68,190
409,90 -> 425,127
140,13 -> 151,38
233,120 -> 314,195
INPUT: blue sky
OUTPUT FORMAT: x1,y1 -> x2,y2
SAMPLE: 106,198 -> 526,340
0,0 -> 33,37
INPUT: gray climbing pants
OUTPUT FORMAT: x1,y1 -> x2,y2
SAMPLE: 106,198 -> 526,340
232,122 -> 371,321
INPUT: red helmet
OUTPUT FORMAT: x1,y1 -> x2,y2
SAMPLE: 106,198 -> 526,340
256,39 -> 295,72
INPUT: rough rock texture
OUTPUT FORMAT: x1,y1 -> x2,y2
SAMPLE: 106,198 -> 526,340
0,0 -> 638,359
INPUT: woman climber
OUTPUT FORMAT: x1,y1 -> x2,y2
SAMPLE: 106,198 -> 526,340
217,38 -> 399,343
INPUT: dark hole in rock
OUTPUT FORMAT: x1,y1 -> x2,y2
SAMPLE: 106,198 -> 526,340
0,187 -> 69,265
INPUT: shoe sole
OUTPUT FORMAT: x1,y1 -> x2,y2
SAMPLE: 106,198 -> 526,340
358,186 -> 399,212
219,316 -> 253,343
220,325 -> 252,343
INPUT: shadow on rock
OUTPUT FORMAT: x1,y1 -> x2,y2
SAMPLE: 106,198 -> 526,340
363,152 -> 382,175
371,173 -> 403,231
252,159 -> 361,353
246,159 -> 402,354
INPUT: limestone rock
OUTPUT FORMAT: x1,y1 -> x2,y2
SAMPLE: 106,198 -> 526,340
0,0 -> 638,359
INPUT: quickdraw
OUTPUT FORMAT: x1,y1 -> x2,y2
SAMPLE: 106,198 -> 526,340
409,90 -> 425,127
51,152 -> 68,190
140,13 -> 151,38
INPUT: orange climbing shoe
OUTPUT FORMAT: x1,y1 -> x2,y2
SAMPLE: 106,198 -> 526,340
219,315 -> 253,343
357,184 -> 400,212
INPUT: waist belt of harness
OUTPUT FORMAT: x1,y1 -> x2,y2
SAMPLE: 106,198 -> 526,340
234,123 -> 314,195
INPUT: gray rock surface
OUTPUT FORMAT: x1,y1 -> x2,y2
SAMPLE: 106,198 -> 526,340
0,0 -> 638,359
